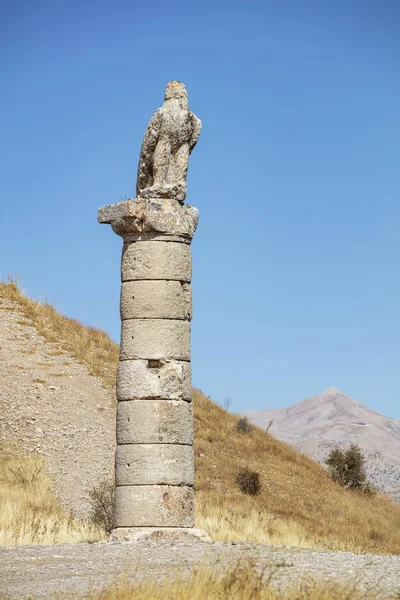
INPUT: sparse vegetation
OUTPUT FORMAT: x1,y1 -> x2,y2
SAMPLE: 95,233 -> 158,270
266,419 -> 274,434
0,277 -> 118,391
235,416 -> 253,434
84,560 -> 376,600
89,480 -> 114,534
0,455 -> 105,545
193,391 -> 400,554
47,350 -> 65,356
235,469 -> 261,495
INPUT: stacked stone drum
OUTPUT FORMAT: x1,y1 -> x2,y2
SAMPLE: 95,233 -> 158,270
98,198 -> 199,538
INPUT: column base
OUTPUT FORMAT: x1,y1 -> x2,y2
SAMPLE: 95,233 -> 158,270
109,527 -> 212,543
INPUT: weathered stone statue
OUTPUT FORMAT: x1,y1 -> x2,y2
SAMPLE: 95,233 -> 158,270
98,82 -> 209,543
136,81 -> 202,203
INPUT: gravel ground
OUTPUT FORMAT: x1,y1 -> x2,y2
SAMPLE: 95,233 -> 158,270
0,540 -> 399,599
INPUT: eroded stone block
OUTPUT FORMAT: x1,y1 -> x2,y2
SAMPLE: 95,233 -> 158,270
120,319 -> 190,361
114,485 -> 194,528
110,527 -> 211,543
117,400 -> 193,444
121,241 -> 192,282
98,198 -> 199,240
117,359 -> 192,401
115,444 -> 194,486
120,280 -> 191,321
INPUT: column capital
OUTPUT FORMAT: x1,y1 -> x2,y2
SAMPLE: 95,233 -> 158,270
98,198 -> 199,243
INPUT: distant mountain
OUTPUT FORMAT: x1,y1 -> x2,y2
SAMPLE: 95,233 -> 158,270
242,387 -> 400,501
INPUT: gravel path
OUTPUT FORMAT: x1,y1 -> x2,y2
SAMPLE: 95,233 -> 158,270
0,540 -> 399,599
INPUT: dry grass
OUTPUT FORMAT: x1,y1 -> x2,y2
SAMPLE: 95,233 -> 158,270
0,455 -> 105,545
85,561 -> 375,600
1,279 -> 400,555
193,391 -> 400,554
0,278 -> 118,391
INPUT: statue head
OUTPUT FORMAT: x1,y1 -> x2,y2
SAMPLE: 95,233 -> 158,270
164,81 -> 188,107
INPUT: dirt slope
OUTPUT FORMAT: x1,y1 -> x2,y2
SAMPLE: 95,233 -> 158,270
0,295 -> 115,517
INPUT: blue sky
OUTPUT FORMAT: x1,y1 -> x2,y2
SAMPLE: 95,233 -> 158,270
1,1 -> 399,418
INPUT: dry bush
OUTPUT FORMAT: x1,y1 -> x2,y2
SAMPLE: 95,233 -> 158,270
0,455 -> 105,546
85,560 -> 375,600
235,416 -> 253,434
235,469 -> 261,495
89,480 -> 114,534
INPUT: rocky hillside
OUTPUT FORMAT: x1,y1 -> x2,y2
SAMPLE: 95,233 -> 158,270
0,289 -> 116,518
1,281 -> 400,555
243,387 -> 400,501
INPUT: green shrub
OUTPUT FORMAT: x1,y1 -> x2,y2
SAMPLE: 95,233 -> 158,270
325,443 -> 375,493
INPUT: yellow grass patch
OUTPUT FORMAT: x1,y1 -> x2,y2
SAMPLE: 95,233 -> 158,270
0,278 -> 118,391
85,561 -> 374,600
0,455 -> 105,546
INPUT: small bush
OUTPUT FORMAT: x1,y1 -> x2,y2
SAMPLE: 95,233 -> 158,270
325,443 -> 374,493
235,417 -> 253,434
88,480 -> 114,534
235,469 -> 261,495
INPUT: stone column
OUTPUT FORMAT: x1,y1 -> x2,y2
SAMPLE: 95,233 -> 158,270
98,198 -> 209,542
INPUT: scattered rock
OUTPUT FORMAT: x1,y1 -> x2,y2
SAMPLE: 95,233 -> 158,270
0,296 -> 115,517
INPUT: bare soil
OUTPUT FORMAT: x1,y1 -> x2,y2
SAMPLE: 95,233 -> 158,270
0,297 -> 115,517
